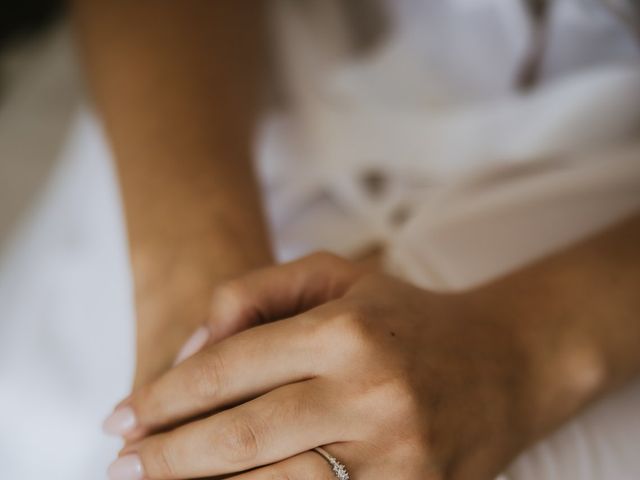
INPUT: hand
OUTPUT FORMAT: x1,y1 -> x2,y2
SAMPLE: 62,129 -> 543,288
133,243 -> 384,387
104,252 -> 608,480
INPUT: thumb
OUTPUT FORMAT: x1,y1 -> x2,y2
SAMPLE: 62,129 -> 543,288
173,251 -> 363,365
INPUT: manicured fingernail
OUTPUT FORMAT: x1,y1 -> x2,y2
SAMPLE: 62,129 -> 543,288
174,326 -> 210,365
108,454 -> 144,480
103,406 -> 137,436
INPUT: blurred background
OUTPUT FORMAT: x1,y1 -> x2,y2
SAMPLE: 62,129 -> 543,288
0,2 -> 133,478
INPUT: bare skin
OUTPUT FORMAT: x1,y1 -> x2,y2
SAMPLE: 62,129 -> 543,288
71,1 -> 273,387
104,213 -> 640,480
71,1 -> 640,478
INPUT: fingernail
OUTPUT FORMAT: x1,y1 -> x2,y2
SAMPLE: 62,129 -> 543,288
108,454 -> 144,480
103,406 -> 137,436
174,326 -> 210,365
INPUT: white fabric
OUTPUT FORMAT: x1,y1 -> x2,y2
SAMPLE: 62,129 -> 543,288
0,1 -> 640,478
261,0 -> 640,285
0,29 -> 133,480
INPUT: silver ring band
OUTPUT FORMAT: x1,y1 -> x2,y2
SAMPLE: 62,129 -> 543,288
313,446 -> 350,480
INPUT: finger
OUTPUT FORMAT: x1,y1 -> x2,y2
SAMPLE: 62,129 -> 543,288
113,304 -> 338,439
174,251 -> 363,364
120,380 -> 347,480
225,450 -> 343,480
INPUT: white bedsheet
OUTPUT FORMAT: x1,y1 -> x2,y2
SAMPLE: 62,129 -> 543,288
0,28 -> 132,479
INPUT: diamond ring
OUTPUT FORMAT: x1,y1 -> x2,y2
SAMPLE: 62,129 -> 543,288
313,446 -> 350,480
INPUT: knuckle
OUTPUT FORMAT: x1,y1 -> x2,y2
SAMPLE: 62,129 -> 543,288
212,280 -> 248,314
358,378 -> 421,433
132,383 -> 166,426
143,438 -> 178,478
331,307 -> 365,335
382,379 -> 420,418
218,415 -> 265,464
132,384 -> 152,417
185,351 -> 227,403
156,443 -> 178,478
323,305 -> 374,357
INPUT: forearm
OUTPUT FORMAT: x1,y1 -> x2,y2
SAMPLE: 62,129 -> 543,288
475,212 -> 640,442
71,1 -> 273,383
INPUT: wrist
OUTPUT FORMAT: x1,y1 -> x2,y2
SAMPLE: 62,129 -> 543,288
482,269 -> 611,446
130,238 -> 273,386
523,320 -> 608,442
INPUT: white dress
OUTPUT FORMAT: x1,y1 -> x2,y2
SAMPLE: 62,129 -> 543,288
261,0 -> 640,289
0,1 -> 639,478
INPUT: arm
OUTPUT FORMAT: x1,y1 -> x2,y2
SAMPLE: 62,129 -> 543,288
71,1 -> 273,386
494,211 -> 640,440
104,213 -> 640,479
